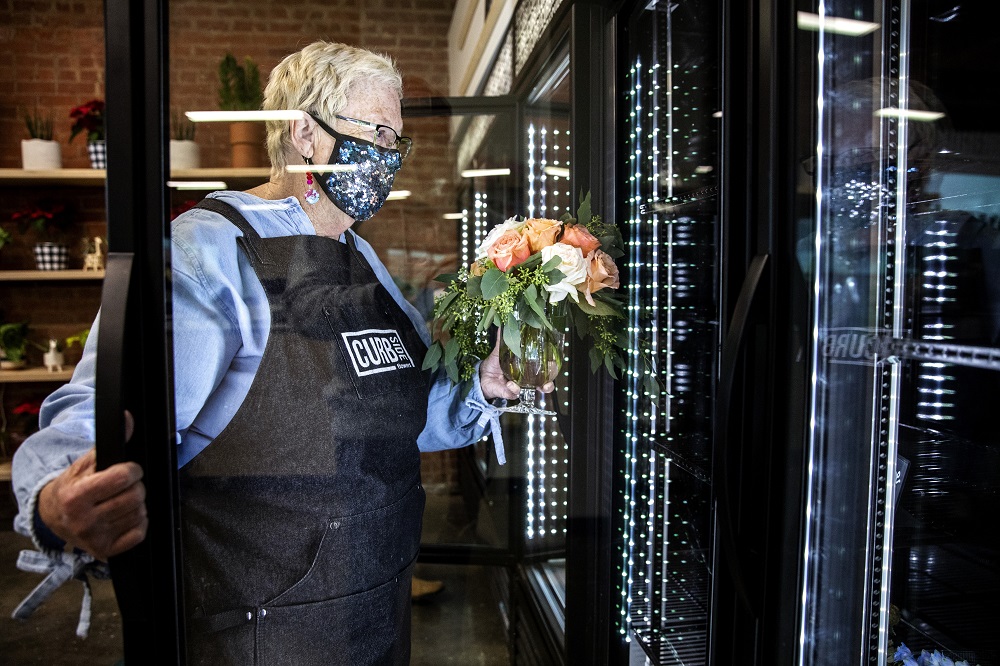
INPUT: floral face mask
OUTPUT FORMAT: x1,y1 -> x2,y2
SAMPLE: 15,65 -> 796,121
305,113 -> 403,222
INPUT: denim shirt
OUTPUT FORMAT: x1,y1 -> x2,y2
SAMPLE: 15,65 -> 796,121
10,191 -> 502,632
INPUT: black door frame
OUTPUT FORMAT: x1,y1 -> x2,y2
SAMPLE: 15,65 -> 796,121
100,0 -> 184,661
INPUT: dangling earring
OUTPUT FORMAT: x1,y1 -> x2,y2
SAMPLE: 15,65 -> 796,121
302,155 -> 320,205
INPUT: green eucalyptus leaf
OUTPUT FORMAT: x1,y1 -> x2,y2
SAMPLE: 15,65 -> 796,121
434,272 -> 459,285
541,256 -> 563,272
477,306 -> 496,333
545,268 -> 566,284
576,190 -> 592,227
570,306 -> 591,339
444,336 -> 461,365
437,290 -> 459,312
422,342 -> 443,371
589,346 -> 602,372
644,374 -> 661,397
502,316 -> 522,358
523,284 -> 551,328
603,353 -> 619,379
445,360 -> 460,384
481,268 -> 509,300
576,298 -> 623,318
520,253 -> 543,269
467,275 -> 483,299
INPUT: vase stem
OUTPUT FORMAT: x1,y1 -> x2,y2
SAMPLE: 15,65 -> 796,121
519,387 -> 538,409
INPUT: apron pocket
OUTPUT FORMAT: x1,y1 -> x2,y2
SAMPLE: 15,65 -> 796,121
257,560 -> 414,666
266,481 -> 425,608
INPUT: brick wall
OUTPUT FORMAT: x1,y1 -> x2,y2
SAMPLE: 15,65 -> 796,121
1,0 -> 463,480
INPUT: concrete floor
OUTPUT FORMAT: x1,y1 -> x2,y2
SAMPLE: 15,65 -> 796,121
0,486 -> 509,665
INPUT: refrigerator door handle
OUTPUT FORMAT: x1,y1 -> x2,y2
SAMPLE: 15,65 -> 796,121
95,251 -> 135,470
715,252 -> 769,615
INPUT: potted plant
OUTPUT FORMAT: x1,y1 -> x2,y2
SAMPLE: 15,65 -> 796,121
69,99 -> 106,169
0,226 -> 11,261
11,201 -> 73,270
170,110 -> 200,170
0,322 -> 41,370
20,107 -> 62,170
218,53 -> 264,167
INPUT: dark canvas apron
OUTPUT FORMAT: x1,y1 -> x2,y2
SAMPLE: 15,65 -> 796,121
179,199 -> 429,665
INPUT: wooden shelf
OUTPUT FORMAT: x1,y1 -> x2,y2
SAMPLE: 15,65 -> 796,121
0,168 -> 105,186
0,167 -> 270,187
0,460 -> 10,483
0,269 -> 105,281
0,365 -> 75,383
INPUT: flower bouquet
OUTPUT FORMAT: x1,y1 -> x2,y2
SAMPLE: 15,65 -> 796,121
423,192 -> 657,414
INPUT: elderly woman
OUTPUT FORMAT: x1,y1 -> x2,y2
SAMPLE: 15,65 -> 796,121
12,41 -> 521,664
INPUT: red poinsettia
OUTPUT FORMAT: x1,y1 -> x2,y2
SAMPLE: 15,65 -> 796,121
12,400 -> 42,416
10,201 -> 71,235
69,99 -> 105,142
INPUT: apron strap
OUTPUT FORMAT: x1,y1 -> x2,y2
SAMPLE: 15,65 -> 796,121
195,198 -> 275,266
188,605 -> 257,636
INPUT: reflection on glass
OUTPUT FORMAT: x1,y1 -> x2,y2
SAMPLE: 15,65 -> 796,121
798,2 -> 1000,664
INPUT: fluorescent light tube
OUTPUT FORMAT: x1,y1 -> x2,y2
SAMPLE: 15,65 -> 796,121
796,11 -> 880,36
875,108 -> 946,122
166,180 -> 227,190
185,110 -> 306,122
460,168 -> 511,178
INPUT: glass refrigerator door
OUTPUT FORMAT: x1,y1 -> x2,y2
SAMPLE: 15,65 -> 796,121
796,2 -> 1000,664
619,1 -> 722,663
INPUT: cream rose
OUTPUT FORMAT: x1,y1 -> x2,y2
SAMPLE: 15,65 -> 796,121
540,242 -> 588,303
579,249 -> 620,306
522,217 -> 563,253
475,217 -> 524,260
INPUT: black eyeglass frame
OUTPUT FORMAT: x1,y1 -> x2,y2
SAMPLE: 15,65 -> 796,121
313,112 -> 413,160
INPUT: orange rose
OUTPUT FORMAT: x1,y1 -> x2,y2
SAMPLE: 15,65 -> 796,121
487,229 -> 532,272
469,261 -> 487,277
522,218 -> 563,253
579,249 -> 620,306
560,224 -> 601,256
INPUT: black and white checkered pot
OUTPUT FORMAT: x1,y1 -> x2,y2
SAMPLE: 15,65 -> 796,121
34,242 -> 69,270
87,140 -> 106,169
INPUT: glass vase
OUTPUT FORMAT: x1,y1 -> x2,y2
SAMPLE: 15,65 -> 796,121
497,303 -> 567,415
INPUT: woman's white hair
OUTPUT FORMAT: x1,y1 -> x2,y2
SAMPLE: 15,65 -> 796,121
263,41 -> 403,176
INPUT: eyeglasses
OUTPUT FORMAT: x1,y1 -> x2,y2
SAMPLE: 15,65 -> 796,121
333,114 -> 413,160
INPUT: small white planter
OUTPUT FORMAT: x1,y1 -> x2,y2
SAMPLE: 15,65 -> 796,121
21,139 -> 62,170
170,140 -> 201,170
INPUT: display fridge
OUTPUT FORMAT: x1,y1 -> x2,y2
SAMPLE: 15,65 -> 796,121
610,0 -> 1000,664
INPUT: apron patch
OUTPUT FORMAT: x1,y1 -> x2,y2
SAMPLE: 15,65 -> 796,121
341,328 -> 416,376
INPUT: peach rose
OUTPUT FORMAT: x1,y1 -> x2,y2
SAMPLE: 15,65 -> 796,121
475,217 -> 523,259
487,229 -> 532,272
522,217 -> 563,253
560,224 -> 601,256
579,250 -> 620,306
469,261 -> 487,277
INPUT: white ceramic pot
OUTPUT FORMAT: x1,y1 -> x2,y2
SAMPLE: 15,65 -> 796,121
170,139 -> 201,171
21,139 -> 62,170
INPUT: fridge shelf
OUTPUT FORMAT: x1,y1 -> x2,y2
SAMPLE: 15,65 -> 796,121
877,337 -> 1000,372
